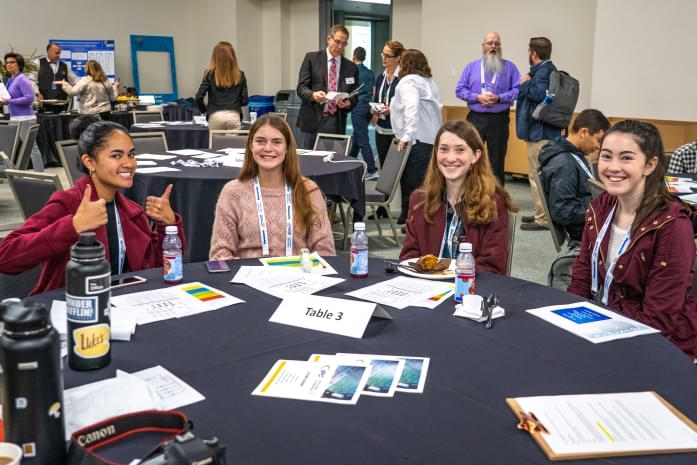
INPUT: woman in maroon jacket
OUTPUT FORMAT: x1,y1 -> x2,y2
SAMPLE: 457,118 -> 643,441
568,120 -> 697,358
400,120 -> 516,274
0,116 -> 185,294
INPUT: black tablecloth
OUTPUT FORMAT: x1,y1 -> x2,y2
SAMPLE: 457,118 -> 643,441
30,257 -> 697,465
36,112 -> 133,166
126,154 -> 365,262
131,124 -> 209,150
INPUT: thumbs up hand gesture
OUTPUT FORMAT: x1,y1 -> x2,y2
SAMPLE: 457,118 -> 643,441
145,184 -> 176,224
72,185 -> 108,234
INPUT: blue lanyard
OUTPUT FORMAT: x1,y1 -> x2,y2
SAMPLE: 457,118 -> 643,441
253,177 -> 293,257
591,205 -> 631,305
439,205 -> 460,259
571,154 -> 594,179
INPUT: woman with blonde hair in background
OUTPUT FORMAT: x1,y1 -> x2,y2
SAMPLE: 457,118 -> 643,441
196,41 -> 248,130
56,60 -> 116,118
210,115 -> 335,259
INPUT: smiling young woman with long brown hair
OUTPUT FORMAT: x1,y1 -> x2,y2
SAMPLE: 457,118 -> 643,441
400,120 -> 516,274
209,115 -> 335,259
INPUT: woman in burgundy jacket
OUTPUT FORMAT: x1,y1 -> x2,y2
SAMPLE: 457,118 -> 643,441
568,120 -> 697,358
0,117 -> 185,295
400,120 -> 516,274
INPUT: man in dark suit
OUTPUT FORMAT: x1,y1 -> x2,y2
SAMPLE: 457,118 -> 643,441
296,24 -> 359,149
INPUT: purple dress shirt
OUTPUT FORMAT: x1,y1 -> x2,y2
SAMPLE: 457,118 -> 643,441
455,58 -> 520,113
5,73 -> 35,117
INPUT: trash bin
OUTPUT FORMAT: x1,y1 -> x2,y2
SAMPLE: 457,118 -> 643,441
248,95 -> 275,118
274,90 -> 302,142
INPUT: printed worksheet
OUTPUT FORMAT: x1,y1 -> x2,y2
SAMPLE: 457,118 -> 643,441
231,266 -> 344,298
346,276 -> 453,309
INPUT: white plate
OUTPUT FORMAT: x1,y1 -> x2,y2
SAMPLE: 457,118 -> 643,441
398,259 -> 456,280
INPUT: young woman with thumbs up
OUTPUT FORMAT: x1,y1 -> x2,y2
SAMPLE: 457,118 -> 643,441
0,116 -> 186,294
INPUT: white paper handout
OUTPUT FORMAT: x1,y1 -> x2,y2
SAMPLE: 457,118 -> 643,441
131,365 -> 205,410
259,252 -> 338,275
526,302 -> 659,344
252,359 -> 370,405
335,354 -> 405,397
510,392 -> 697,458
231,266 -> 344,299
296,149 -> 335,156
135,167 -> 181,174
111,282 -> 243,325
167,149 -> 206,156
135,160 -> 158,166
0,82 -> 11,101
135,154 -> 177,160
346,276 -> 454,310
192,153 -> 224,160
269,293 -> 391,338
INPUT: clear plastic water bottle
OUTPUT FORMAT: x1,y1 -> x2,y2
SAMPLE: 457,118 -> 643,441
350,222 -> 369,278
163,225 -> 183,284
454,242 -> 476,303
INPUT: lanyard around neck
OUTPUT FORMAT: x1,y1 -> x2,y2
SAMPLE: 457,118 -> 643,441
253,176 -> 293,257
571,153 -> 594,179
591,204 -> 631,305
439,204 -> 461,259
378,71 -> 396,106
480,60 -> 498,87
113,202 -> 126,275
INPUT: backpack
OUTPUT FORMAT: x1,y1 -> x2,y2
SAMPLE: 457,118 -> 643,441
547,243 -> 580,291
532,65 -> 579,129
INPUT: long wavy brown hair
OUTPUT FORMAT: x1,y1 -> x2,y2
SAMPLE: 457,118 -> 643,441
207,41 -> 241,88
399,49 -> 432,78
420,120 -> 516,224
239,115 -> 317,234
86,60 -> 107,82
600,120 -> 672,232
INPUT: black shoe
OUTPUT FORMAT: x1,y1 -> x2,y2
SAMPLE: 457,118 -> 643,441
520,222 -> 549,231
521,215 -> 535,224
397,216 -> 406,225
400,226 -> 406,234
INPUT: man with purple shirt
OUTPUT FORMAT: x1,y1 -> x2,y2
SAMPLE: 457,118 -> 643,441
455,32 -> 520,185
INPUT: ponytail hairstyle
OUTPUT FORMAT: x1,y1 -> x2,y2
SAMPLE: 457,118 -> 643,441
239,115 -> 317,234
601,120 -> 672,231
69,115 -> 130,173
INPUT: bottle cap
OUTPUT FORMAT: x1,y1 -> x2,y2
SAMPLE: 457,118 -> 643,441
1,300 -> 51,336
354,222 -> 365,231
459,242 -> 473,252
70,232 -> 105,262
165,225 -> 178,235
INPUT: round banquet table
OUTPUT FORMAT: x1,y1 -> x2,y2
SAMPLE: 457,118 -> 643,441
30,257 -> 697,465
126,154 -> 366,262
130,123 -> 209,150
36,111 -> 133,166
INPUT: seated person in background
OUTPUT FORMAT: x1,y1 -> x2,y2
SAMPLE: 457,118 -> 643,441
55,60 -> 117,116
400,120 -> 516,274
568,120 -> 697,358
126,87 -> 138,98
209,115 -> 335,259
666,139 -> 697,174
538,109 -> 610,243
0,116 -> 186,294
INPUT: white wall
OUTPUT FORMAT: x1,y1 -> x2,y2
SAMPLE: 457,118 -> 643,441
591,0 -> 697,121
391,0 -> 422,49
416,0 -> 597,108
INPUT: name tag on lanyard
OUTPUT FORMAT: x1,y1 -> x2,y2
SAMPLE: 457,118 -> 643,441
591,205 -> 630,305
439,208 -> 460,258
113,203 -> 126,275
254,176 -> 294,257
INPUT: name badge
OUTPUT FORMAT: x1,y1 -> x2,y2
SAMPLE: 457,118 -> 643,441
345,77 -> 355,84
269,293 -> 392,338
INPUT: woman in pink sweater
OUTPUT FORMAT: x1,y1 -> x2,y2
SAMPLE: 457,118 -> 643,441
209,115 -> 335,259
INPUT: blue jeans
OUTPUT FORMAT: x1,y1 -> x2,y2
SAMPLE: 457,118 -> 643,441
348,102 -> 376,173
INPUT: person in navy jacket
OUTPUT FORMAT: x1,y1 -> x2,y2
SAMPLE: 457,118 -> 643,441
0,116 -> 185,294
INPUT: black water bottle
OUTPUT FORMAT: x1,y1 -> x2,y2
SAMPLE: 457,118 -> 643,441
65,232 -> 111,371
0,299 -> 66,465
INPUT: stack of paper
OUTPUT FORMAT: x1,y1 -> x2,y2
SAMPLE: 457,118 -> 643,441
665,175 -> 697,202
231,266 -> 344,298
346,276 -> 454,309
252,353 -> 429,405
111,281 -> 244,325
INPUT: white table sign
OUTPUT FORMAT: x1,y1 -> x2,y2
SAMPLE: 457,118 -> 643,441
269,293 -> 391,338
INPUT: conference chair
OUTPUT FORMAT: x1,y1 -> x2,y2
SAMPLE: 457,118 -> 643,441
268,112 -> 288,121
0,122 -> 21,177
313,133 -> 351,156
15,124 -> 40,171
365,139 -> 411,246
664,151 -> 673,169
130,132 -> 168,154
209,130 -> 249,151
0,267 -> 41,301
505,212 -> 517,277
5,169 -> 64,219
55,140 -> 82,186
132,110 -> 164,124
531,172 -> 568,253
